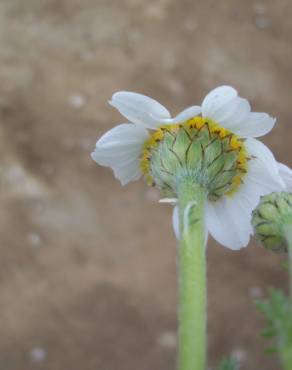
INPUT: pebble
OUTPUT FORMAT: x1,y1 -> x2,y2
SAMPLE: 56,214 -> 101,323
27,232 -> 41,248
231,348 -> 247,362
184,19 -> 199,32
79,138 -> 93,151
145,188 -> 160,202
30,347 -> 47,363
255,16 -> 270,29
253,2 -> 266,15
68,94 -> 86,109
157,331 -> 176,349
249,286 -> 263,298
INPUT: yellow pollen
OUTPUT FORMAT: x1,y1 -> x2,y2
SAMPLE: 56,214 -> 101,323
140,116 -> 249,195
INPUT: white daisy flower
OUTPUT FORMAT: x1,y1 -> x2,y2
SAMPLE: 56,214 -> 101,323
92,86 -> 286,250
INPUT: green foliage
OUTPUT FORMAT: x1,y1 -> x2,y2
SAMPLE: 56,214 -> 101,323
216,357 -> 239,370
256,288 -> 292,367
282,260 -> 289,270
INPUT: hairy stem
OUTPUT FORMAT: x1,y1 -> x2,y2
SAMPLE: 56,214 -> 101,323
283,224 -> 292,304
177,179 -> 207,370
282,223 -> 292,370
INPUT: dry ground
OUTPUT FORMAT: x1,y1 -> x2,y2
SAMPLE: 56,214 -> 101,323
0,0 -> 292,369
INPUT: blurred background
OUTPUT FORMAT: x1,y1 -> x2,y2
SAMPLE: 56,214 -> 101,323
0,0 -> 291,369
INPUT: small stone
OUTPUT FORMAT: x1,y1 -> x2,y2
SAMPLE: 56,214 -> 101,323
41,163 -> 55,176
1,163 -> 46,198
249,286 -> 263,298
162,51 -> 177,71
255,16 -> 270,29
145,0 -> 170,21
79,138 -> 93,151
68,94 -> 86,109
145,188 -> 160,202
62,138 -> 76,151
30,347 -> 46,363
166,79 -> 184,97
231,348 -> 247,362
157,331 -> 176,349
184,19 -> 199,32
80,51 -> 96,62
27,232 -> 41,248
253,2 -> 266,15
127,28 -> 143,43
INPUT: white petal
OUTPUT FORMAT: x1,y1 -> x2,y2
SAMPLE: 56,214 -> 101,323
112,161 -> 142,185
172,205 -> 180,239
91,123 -> 149,185
159,198 -> 178,205
206,138 -> 285,250
245,139 -> 285,189
202,87 -> 254,132
109,91 -> 171,129
97,123 -> 149,147
169,106 -> 201,124
278,162 -> 292,191
202,86 -> 275,138
202,86 -> 238,119
208,97 -> 251,130
231,141 -> 285,210
233,112 -> 276,138
208,164 -> 280,250
206,198 -> 252,250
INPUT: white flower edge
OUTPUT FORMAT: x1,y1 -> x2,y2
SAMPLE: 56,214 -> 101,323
110,86 -> 276,136
110,91 -> 201,129
91,123 -> 149,185
172,139 -> 288,250
92,86 -> 276,186
277,162 -> 292,191
201,86 -> 276,138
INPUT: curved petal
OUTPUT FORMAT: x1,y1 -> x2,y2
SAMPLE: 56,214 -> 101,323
201,86 -> 238,120
202,86 -> 238,113
206,160 -> 278,249
202,87 -> 255,133
232,112 -> 276,138
159,198 -> 178,205
91,123 -> 149,185
206,139 -> 285,250
109,91 -> 171,129
172,205 -> 180,239
234,140 -> 285,208
169,106 -> 201,124
245,139 -> 285,190
278,162 -> 292,191
202,86 -> 275,138
209,97 -> 251,130
206,198 -> 252,250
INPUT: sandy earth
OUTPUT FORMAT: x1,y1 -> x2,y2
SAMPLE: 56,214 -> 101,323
0,0 -> 292,369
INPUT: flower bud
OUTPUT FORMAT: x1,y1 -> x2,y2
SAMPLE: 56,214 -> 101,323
252,192 -> 292,253
140,117 -> 248,200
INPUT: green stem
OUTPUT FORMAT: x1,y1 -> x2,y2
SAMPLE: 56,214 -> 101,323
177,179 -> 207,370
283,224 -> 292,305
281,223 -> 292,370
280,349 -> 292,370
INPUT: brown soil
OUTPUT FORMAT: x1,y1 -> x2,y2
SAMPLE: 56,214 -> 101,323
0,0 -> 292,369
